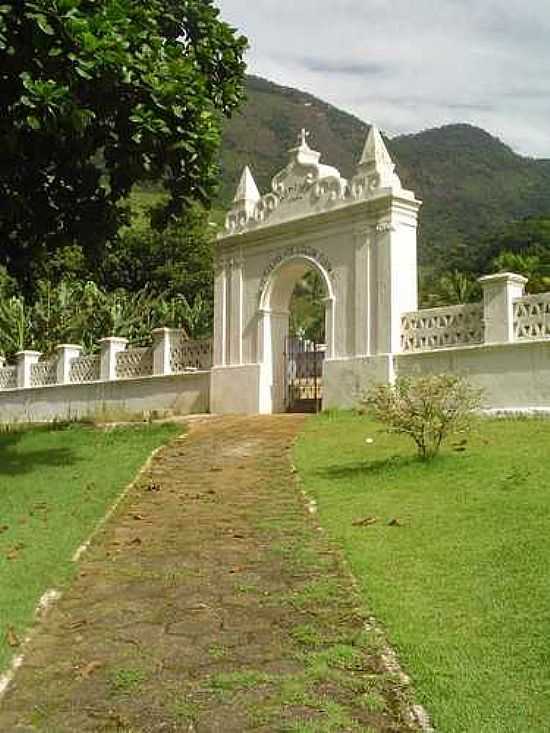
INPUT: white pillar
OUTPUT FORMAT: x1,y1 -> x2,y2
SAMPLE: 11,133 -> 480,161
56,344 -> 83,384
152,328 -> 184,376
270,309 -> 290,413
478,272 -> 527,343
372,200 -> 420,356
258,308 -> 274,414
324,296 -> 336,359
229,254 -> 243,365
15,350 -> 41,389
353,226 -> 372,357
213,257 -> 228,367
99,337 -> 128,381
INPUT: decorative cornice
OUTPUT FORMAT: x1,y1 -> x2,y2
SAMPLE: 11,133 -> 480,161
376,222 -> 396,233
223,128 -> 418,238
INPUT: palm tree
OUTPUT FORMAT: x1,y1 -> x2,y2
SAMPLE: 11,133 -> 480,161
421,270 -> 480,308
492,251 -> 550,293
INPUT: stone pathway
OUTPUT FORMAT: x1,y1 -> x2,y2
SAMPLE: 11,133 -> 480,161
0,416 -> 418,732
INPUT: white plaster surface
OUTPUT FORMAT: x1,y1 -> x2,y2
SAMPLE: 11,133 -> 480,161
323,356 -> 395,410
0,372 -> 210,423
397,341 -> 550,409
210,364 -> 261,415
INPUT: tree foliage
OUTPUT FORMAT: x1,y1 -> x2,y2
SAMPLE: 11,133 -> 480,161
100,200 -> 214,301
289,271 -> 326,341
0,0 -> 246,288
420,269 -> 481,308
362,374 -> 483,461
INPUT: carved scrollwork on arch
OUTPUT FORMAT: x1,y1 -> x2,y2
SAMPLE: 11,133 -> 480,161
311,175 -> 348,203
258,245 -> 335,305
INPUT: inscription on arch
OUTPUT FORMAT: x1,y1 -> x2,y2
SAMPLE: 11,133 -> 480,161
258,246 -> 334,302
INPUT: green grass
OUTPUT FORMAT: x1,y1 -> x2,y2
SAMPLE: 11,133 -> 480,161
108,666 -> 147,694
0,422 -> 179,672
294,412 -> 550,733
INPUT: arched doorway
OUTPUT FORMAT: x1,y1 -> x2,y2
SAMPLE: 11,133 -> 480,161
258,255 -> 334,414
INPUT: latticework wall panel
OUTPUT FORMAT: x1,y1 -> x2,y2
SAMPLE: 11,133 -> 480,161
401,303 -> 484,352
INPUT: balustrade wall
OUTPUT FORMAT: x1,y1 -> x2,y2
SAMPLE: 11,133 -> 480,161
401,276 -> 550,354
513,293 -> 550,340
0,331 -> 212,392
401,303 -> 484,353
69,354 -> 101,384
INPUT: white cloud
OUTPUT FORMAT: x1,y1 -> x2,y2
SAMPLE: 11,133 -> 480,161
217,0 -> 550,157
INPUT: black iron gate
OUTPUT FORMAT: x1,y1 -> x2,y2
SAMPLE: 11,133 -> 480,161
284,337 -> 324,413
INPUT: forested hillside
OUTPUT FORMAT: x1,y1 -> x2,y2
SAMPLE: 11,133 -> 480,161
219,76 -> 550,273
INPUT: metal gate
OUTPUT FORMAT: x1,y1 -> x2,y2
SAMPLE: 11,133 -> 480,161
284,337 -> 324,413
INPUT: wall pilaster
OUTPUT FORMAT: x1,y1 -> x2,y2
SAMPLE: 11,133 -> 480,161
213,256 -> 228,367
228,252 -> 244,366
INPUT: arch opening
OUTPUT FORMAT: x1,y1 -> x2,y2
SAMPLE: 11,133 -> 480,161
259,256 -> 333,414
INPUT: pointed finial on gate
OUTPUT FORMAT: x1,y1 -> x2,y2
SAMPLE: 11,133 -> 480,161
358,125 -> 393,171
350,124 -> 403,197
232,165 -> 261,218
233,165 -> 260,205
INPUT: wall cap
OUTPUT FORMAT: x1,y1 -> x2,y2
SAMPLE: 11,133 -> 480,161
152,327 -> 185,336
478,272 -> 528,286
98,337 -> 129,345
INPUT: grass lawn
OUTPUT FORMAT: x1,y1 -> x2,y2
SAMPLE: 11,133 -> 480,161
294,412 -> 550,733
0,422 -> 180,672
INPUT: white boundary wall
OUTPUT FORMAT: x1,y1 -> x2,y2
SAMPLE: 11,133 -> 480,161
396,341 -> 550,410
0,329 -> 212,424
0,372 -> 210,423
323,274 -> 550,412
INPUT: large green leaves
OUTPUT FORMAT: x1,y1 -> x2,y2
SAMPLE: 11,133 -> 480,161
0,0 -> 247,290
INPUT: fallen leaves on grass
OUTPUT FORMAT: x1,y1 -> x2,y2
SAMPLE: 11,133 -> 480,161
68,619 -> 88,631
352,517 -> 378,527
6,543 -> 25,560
5,626 -> 20,648
79,660 -> 103,679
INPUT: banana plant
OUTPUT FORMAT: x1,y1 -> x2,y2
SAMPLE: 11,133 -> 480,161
0,296 -> 33,358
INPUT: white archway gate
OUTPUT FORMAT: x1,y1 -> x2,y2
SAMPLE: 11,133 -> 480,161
211,128 -> 421,414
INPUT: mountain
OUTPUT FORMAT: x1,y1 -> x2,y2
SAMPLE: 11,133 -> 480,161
219,76 -> 550,272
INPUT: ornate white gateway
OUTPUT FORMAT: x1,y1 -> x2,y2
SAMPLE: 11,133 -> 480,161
212,127 -> 421,414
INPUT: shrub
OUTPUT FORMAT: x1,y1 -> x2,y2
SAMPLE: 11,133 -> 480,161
362,374 -> 484,460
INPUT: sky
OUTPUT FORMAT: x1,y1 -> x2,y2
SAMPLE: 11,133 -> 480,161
216,0 -> 550,159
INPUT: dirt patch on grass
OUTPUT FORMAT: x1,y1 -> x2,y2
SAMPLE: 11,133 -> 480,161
0,416 -> 418,732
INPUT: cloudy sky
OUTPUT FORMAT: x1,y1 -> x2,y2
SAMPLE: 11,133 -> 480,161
216,0 -> 550,159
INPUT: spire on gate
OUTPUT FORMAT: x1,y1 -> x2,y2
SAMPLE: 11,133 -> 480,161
355,125 -> 402,191
233,165 -> 261,217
